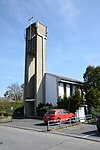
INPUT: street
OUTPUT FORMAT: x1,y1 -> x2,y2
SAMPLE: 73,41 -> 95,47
4,118 -> 100,140
0,125 -> 100,150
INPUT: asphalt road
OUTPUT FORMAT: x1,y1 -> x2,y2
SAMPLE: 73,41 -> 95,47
3,118 -> 100,141
0,125 -> 100,150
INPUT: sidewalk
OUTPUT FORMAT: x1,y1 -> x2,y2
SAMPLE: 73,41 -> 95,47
2,118 -> 47,132
51,123 -> 100,142
1,118 -> 100,142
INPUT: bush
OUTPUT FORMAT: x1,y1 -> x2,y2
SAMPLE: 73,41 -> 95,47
0,102 -> 23,111
0,111 -> 12,118
36,103 -> 53,117
0,102 -> 23,118
90,106 -> 100,120
57,88 -> 82,113
12,106 -> 24,118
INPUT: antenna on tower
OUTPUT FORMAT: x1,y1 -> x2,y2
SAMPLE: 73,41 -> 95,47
28,16 -> 33,39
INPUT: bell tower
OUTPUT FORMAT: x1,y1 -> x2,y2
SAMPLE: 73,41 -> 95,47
24,21 -> 47,117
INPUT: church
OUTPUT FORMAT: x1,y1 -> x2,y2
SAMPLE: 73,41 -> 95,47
23,21 -> 83,117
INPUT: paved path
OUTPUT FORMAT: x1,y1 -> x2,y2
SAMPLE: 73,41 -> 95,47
3,119 -> 47,131
1,119 -> 100,142
51,123 -> 100,142
0,125 -> 100,150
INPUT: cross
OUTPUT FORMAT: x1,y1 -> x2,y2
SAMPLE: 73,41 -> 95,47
28,16 -> 33,24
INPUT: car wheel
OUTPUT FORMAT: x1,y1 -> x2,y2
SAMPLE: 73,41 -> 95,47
71,116 -> 76,123
56,118 -> 61,123
97,128 -> 100,133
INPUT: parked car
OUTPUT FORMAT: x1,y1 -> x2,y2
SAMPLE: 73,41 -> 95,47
96,114 -> 100,133
43,109 -> 75,124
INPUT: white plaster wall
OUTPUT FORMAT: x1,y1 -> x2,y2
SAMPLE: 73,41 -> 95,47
66,84 -> 70,97
45,74 -> 57,105
58,83 -> 64,98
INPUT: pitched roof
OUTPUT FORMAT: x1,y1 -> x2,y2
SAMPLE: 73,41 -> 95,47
45,73 -> 83,85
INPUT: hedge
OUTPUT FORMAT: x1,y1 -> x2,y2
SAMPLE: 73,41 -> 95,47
0,102 -> 23,115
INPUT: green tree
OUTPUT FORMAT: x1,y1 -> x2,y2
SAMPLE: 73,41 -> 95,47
57,94 -> 68,109
68,87 -> 82,113
85,87 -> 100,108
57,88 -> 82,113
83,65 -> 100,91
83,65 -> 100,114
57,96 -> 63,108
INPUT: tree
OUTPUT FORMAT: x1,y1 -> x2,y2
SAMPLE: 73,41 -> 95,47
85,87 -> 100,108
83,65 -> 100,91
4,83 -> 23,102
83,65 -> 100,112
57,88 -> 82,113
68,87 -> 82,113
57,94 -> 68,109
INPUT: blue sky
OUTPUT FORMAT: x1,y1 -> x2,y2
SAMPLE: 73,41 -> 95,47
0,0 -> 100,97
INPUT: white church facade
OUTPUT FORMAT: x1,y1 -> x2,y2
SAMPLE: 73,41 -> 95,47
45,73 -> 83,105
23,21 -> 83,117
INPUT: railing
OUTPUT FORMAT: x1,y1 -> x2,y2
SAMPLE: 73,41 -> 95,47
47,114 -> 92,131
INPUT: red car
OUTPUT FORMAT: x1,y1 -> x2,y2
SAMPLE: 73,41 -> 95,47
43,109 -> 75,124
96,114 -> 100,133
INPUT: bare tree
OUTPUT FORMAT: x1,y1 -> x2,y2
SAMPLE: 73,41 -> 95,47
4,83 -> 23,102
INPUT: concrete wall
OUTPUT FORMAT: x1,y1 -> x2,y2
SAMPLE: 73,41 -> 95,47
24,21 -> 47,117
35,22 -> 47,108
45,74 -> 57,105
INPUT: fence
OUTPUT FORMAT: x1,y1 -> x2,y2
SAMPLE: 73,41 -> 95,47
47,114 -> 92,131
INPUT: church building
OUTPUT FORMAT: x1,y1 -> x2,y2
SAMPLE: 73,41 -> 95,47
23,21 -> 83,117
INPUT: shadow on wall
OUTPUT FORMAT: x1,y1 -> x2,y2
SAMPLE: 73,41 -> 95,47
26,74 -> 36,99
24,73 -> 45,117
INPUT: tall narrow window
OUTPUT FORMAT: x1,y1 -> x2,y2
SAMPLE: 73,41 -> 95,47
27,37 -> 35,54
64,83 -> 66,95
70,84 -> 73,96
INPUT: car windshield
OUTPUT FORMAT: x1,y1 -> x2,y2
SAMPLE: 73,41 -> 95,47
63,110 -> 69,113
46,110 -> 55,114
